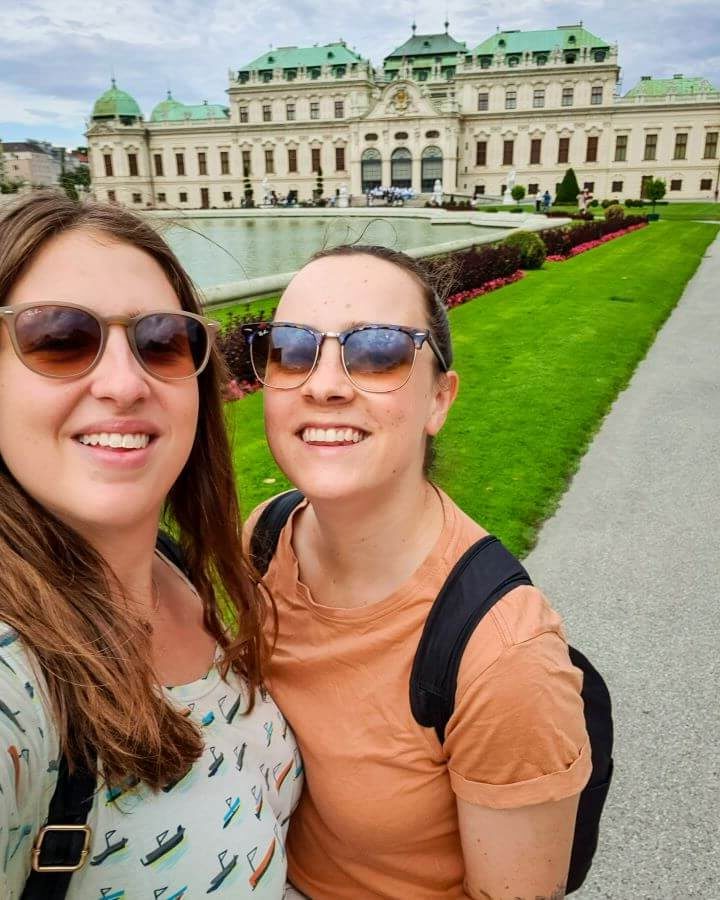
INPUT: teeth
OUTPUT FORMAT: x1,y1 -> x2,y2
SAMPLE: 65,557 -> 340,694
301,427 -> 366,445
78,432 -> 150,450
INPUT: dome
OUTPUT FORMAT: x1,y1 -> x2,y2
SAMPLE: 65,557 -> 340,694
150,91 -> 185,122
91,80 -> 142,121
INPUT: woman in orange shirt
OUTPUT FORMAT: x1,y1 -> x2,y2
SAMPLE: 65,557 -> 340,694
245,245 -> 592,899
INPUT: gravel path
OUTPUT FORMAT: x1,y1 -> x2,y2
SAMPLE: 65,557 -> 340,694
524,231 -> 720,899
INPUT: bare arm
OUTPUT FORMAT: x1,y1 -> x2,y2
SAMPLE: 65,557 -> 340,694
457,793 -> 579,900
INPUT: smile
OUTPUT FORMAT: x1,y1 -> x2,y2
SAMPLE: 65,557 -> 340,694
300,427 -> 368,445
76,432 -> 151,450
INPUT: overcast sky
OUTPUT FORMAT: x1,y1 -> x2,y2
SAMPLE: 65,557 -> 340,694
1,0 -> 718,149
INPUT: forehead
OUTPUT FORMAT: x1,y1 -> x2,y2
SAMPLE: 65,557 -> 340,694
276,254 -> 428,329
6,227 -> 181,314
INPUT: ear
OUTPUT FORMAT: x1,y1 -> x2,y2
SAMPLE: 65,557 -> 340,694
426,370 -> 459,437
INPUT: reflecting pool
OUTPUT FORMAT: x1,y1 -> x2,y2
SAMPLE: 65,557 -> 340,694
161,215 -> 500,288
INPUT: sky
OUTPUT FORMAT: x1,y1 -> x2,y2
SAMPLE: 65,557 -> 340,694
1,0 -> 718,150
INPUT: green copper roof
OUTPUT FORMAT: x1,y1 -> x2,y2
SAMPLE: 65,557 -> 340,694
385,31 -> 467,60
91,80 -> 142,120
624,75 -> 719,98
241,42 -> 364,71
150,97 -> 229,122
473,25 -> 609,55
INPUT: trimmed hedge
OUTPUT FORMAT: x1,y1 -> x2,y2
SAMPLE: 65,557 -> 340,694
502,230 -> 547,269
542,215 -> 647,258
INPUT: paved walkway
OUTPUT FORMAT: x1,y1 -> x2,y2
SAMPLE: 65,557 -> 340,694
524,230 -> 720,899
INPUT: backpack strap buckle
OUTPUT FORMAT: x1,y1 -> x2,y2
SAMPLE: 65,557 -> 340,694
31,824 -> 92,872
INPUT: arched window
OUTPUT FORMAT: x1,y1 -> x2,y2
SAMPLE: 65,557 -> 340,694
361,148 -> 381,192
421,146 -> 443,192
391,148 -> 411,188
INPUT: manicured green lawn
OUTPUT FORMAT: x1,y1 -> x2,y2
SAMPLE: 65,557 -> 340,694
225,221 -> 718,555
547,202 -> 720,221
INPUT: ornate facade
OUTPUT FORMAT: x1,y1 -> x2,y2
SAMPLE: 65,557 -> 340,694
86,25 -> 720,208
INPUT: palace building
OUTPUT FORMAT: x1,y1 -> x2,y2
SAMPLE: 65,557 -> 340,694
85,23 -> 720,208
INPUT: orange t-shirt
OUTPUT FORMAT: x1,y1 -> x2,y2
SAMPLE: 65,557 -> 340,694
258,491 -> 591,899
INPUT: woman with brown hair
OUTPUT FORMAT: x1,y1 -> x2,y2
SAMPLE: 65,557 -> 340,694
0,191 -> 301,898
244,245 -> 594,899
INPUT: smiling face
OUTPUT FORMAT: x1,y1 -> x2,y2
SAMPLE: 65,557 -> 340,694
0,228 -> 199,537
263,252 -> 458,504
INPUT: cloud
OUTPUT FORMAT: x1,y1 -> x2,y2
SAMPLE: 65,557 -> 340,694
1,0 -> 718,147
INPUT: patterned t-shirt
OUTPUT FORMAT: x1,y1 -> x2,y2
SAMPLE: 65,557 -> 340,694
0,623 -> 304,899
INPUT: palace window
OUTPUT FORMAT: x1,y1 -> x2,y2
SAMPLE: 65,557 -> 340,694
533,88 -> 545,108
103,154 -> 113,177
425,130 -> 440,138
334,101 -> 344,119
220,151 -> 230,175
179,192 -> 188,203
223,191 -> 232,202
670,179 -> 682,191
335,146 -> 345,171
477,91 -> 489,111
611,180 -> 623,193
288,148 -> 297,173
586,136 -> 599,162
264,149 -> 275,174
591,86 -> 603,105
154,153 -> 164,176
365,133 -> 378,141
310,101 -> 320,120
503,140 -> 514,165
107,189 -> 116,202
505,90 -> 517,110
262,104 -> 272,122
558,137 -> 570,164
239,106 -> 248,123
700,178 -> 712,190
157,192 -> 166,202
561,87 -> 574,107
528,184 -> 539,195
529,138 -> 542,164
474,184 -> 485,195
703,132 -> 718,158
175,152 -> 185,176
132,193 -> 141,204
127,153 -> 138,177
242,150 -> 251,177
197,152 -> 207,176
673,133 -> 688,160
594,50 -> 606,62
583,181 -> 595,192
395,132 -> 409,140
286,102 -> 296,121
614,135 -> 628,162
311,148 -> 321,172
644,134 -> 658,161
475,141 -> 487,166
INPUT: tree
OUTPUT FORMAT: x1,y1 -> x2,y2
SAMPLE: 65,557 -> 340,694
510,184 -> 526,204
555,167 -> 581,205
59,165 -> 90,201
314,165 -> 324,201
645,178 -> 666,212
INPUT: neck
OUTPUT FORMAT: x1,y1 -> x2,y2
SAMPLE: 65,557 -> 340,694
73,516 -> 160,615
298,476 -> 444,606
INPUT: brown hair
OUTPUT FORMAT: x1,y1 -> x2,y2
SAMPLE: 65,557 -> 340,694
309,244 -> 454,472
0,190 -> 263,790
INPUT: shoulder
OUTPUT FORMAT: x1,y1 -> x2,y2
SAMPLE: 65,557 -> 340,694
241,490 -> 301,557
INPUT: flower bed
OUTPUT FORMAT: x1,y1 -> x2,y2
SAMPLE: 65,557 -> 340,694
546,222 -> 648,261
445,271 -> 525,309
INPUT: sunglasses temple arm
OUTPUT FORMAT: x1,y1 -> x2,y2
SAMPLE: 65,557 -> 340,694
427,333 -> 449,371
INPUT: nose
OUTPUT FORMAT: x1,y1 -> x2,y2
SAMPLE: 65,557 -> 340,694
89,325 -> 151,407
300,335 -> 354,403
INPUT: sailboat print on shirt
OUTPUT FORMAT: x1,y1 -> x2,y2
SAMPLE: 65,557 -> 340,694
99,888 -> 125,899
222,796 -> 241,828
218,693 -> 242,724
247,838 -> 275,891
90,830 -> 129,865
153,887 -> 187,900
208,746 -> 224,777
207,849 -> 238,892
273,759 -> 292,792
140,826 -> 185,866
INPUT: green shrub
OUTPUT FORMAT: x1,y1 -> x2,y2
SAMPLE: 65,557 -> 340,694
605,204 -> 625,221
589,199 -> 599,208
509,207 -> 524,213
556,168 -> 581,204
503,230 -> 547,270
511,184 -> 526,203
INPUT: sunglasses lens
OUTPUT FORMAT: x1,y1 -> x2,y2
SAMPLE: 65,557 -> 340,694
250,326 -> 317,389
134,314 -> 209,379
344,328 -> 415,392
14,305 -> 101,377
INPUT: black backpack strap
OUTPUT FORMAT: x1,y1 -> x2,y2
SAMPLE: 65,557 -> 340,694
410,535 -> 532,744
21,756 -> 96,900
155,530 -> 190,576
250,490 -> 305,575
